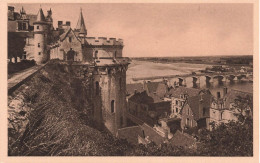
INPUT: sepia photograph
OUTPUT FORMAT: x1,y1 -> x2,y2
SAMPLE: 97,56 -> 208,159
2,0 -> 258,161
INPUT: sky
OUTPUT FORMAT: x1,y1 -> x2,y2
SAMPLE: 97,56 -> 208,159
9,3 -> 253,57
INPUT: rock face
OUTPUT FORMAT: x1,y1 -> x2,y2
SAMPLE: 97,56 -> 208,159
8,92 -> 33,142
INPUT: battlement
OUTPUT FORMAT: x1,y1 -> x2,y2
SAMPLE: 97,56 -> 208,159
85,37 -> 123,46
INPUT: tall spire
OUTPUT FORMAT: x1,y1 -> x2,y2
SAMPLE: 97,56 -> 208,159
36,7 -> 45,22
76,8 -> 87,34
20,6 -> 26,14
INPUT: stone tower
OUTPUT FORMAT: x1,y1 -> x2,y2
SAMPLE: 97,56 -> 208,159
92,58 -> 129,136
33,8 -> 49,64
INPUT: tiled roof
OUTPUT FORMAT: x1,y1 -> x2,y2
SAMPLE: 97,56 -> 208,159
155,83 -> 168,98
140,123 -> 166,145
166,87 -> 201,98
170,130 -> 196,147
117,126 -> 143,145
223,89 -> 253,109
145,81 -> 160,94
183,91 -> 213,121
126,83 -> 144,95
128,91 -> 154,104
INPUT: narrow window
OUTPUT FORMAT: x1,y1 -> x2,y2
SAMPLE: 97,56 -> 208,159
95,50 -> 98,58
119,77 -> 122,90
176,107 -> 178,113
18,22 -> 22,30
23,23 -> 26,30
220,112 -> 223,120
114,51 -> 117,58
38,52 -> 41,55
203,108 -> 206,116
176,100 -> 178,105
95,81 -> 99,95
186,118 -> 190,126
142,130 -> 145,138
111,100 -> 115,113
37,26 -> 39,29
187,108 -> 190,115
38,43 -> 40,47
69,37 -> 72,42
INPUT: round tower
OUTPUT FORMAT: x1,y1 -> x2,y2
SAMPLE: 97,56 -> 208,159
33,8 -> 49,64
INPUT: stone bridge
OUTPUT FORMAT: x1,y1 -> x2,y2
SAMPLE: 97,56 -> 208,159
132,72 -> 252,86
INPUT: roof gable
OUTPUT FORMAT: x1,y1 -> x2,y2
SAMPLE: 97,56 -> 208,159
60,28 -> 81,42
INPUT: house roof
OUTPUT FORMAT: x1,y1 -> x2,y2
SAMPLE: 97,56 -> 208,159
128,91 -> 154,104
126,83 -> 144,95
223,89 -> 253,109
59,28 -> 81,42
117,126 -> 143,145
170,130 -> 196,147
140,123 -> 166,145
182,91 -> 213,121
166,87 -> 201,98
145,81 -> 161,94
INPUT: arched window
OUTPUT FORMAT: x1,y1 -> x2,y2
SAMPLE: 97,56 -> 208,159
95,81 -> 99,95
111,100 -> 115,113
176,107 -> 178,113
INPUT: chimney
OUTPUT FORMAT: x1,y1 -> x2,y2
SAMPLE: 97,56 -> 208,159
66,21 -> 71,26
58,21 -> 63,28
223,87 -> 228,96
217,92 -> 221,99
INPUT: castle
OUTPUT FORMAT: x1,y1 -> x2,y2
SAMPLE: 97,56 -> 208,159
8,6 -> 130,136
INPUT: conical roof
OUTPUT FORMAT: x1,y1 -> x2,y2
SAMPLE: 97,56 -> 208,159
36,8 -> 45,22
76,8 -> 87,34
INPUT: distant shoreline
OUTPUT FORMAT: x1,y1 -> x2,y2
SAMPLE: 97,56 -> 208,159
130,56 -> 253,67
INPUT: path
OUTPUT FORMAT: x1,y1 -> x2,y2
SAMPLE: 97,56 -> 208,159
8,64 -> 46,94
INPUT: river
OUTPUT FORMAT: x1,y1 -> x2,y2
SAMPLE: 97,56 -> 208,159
126,60 -> 253,96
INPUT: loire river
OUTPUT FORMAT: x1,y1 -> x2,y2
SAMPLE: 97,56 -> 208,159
127,60 -> 253,96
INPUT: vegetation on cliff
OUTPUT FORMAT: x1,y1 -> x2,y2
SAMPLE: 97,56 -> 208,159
8,61 -> 253,156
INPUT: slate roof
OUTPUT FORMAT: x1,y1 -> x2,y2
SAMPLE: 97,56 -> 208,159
126,83 -> 144,95
36,8 -> 45,22
223,89 -> 253,109
128,91 -> 154,104
117,126 -> 143,145
145,81 -> 161,94
166,87 -> 201,98
170,130 -> 196,147
182,91 -> 213,121
75,9 -> 87,34
140,123 -> 166,145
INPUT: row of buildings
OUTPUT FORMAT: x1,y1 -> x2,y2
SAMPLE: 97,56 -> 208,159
118,80 -> 253,147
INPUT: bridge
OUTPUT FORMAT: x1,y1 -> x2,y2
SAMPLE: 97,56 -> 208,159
132,72 -> 252,86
